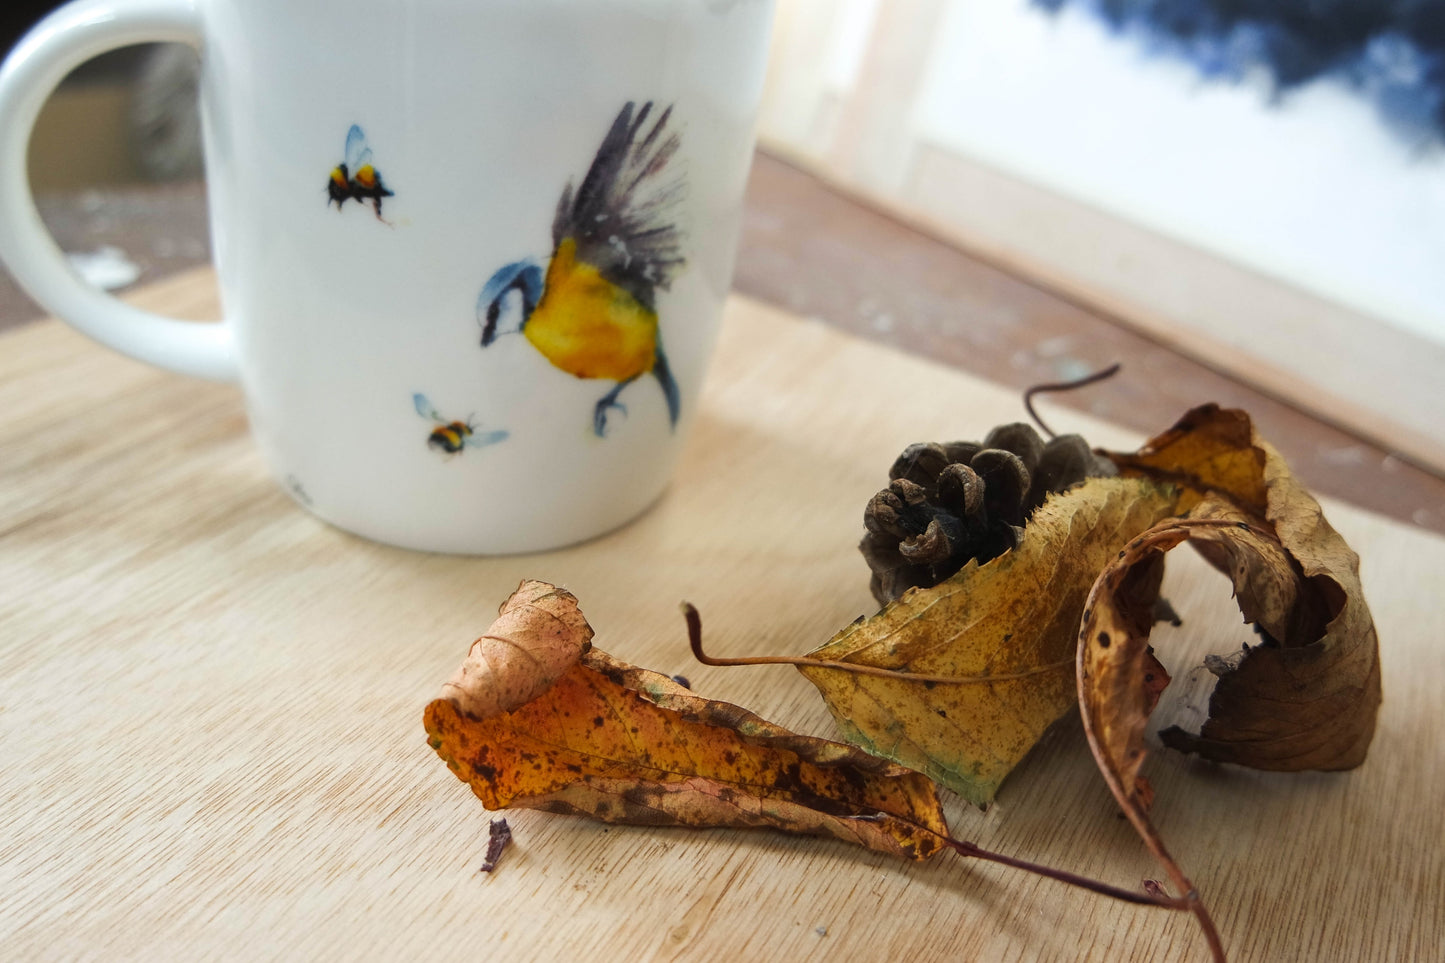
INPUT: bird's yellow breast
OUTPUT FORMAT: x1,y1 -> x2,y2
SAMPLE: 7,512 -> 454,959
525,238 -> 657,382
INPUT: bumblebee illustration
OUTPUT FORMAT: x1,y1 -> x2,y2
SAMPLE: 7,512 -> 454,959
327,125 -> 394,220
476,101 -> 686,437
413,393 -> 508,455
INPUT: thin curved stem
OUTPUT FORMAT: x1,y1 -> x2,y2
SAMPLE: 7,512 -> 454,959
1024,362 -> 1121,438
683,601 -> 1222,956
683,603 -> 1070,685
938,835 -> 1190,909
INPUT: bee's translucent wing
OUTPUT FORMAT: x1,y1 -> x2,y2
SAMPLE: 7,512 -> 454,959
412,392 -> 442,421
466,429 -> 510,449
344,125 -> 369,169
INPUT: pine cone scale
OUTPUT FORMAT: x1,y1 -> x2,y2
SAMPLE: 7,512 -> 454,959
862,422 -> 1116,606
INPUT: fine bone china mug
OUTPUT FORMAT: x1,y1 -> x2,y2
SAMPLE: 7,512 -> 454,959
0,0 -> 774,553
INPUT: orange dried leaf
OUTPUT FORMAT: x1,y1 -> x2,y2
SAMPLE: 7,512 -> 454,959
425,581 -> 951,860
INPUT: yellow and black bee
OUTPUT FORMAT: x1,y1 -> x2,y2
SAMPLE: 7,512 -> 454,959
327,125 -> 394,220
413,393 -> 508,455
477,101 -> 685,437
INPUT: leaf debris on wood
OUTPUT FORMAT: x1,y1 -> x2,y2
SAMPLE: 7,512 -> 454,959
479,817 -> 512,873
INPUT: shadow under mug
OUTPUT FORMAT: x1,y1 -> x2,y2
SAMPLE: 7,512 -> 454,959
0,0 -> 775,553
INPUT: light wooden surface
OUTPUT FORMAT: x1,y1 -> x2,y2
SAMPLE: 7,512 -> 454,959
2,270 -> 1441,962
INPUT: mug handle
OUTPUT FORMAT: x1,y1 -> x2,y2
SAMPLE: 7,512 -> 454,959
0,0 -> 235,381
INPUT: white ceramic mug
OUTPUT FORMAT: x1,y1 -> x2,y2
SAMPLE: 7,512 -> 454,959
0,0 -> 774,553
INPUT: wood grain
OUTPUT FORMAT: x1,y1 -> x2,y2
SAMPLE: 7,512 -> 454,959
1,274 -> 1440,961
735,154 -> 1445,539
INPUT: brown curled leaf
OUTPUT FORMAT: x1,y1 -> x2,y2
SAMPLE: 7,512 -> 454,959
1076,516 -> 1262,963
425,582 -> 950,860
1105,405 -> 1382,771
438,579 -> 594,718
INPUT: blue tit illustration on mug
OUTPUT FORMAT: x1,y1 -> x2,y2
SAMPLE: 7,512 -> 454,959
476,102 -> 686,437
413,393 -> 508,455
327,124 -> 394,220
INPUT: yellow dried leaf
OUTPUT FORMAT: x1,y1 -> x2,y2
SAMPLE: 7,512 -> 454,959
799,477 -> 1179,806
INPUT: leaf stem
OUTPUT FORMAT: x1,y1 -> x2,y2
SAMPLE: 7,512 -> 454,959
1024,362 -> 1121,438
939,834 -> 1189,909
683,603 -> 1070,685
683,602 -> 1221,957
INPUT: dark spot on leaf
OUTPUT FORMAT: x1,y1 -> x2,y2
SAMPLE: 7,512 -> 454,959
593,716 -> 605,727
1097,631 -> 1111,648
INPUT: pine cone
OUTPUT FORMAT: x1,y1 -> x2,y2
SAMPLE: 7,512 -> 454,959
861,424 -> 1117,605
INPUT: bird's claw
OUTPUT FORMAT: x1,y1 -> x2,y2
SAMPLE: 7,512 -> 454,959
593,398 -> 628,437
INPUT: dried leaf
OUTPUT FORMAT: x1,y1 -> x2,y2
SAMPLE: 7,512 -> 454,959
1074,514 -> 1269,963
439,579 -> 594,718
1105,404 -> 1382,770
479,817 -> 512,873
799,477 -> 1179,806
1076,406 -> 1383,963
425,581 -> 951,860
1108,404 -> 1268,514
